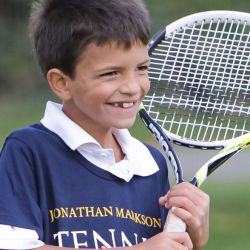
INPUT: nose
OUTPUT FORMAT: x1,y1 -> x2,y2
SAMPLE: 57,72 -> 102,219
119,73 -> 141,95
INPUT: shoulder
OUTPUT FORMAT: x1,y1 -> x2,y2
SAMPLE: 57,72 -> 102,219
0,123 -> 68,171
2,123 -> 63,152
9,123 -> 51,138
144,143 -> 166,165
7,123 -> 57,141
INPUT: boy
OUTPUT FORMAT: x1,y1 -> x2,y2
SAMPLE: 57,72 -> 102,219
0,0 -> 209,249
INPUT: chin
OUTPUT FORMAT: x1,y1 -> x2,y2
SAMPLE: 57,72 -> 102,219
114,118 -> 137,129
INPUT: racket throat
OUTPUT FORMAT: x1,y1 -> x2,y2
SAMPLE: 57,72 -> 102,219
139,109 -> 184,183
192,148 -> 241,187
207,149 -> 240,175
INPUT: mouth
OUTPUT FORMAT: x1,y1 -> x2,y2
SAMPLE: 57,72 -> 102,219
108,101 -> 136,109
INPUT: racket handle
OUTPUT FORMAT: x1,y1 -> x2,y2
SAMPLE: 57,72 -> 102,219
163,208 -> 186,232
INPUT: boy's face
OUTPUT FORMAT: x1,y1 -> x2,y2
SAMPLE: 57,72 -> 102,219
62,41 -> 150,134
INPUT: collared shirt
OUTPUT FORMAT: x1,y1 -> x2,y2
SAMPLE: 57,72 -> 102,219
41,101 -> 159,182
0,101 -> 159,249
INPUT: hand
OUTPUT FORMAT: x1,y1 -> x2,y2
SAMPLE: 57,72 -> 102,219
159,182 -> 210,250
133,231 -> 193,250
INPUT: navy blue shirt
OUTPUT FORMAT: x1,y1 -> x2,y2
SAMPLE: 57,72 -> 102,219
0,124 -> 169,248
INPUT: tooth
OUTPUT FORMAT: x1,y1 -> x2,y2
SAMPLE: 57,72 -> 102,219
122,103 -> 133,108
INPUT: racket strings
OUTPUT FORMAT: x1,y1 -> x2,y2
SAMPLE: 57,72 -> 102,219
146,18 -> 250,142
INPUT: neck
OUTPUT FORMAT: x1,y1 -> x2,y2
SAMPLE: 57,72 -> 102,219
62,105 -> 125,162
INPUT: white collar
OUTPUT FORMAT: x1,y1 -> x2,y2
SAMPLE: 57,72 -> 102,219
41,101 -> 159,181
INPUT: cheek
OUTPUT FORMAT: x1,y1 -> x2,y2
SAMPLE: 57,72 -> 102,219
143,77 -> 150,95
83,85 -> 115,106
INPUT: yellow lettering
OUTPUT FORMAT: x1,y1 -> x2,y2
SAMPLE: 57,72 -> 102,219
125,209 -> 135,220
69,208 -> 77,218
48,206 -> 160,228
49,210 -> 54,223
134,213 -> 142,224
84,206 -> 95,217
145,216 -> 153,227
95,207 -> 104,217
54,208 -> 61,220
76,207 -> 84,217
116,207 -> 125,218
103,206 -> 113,217
153,218 -> 161,228
61,207 -> 69,218
141,215 -> 146,225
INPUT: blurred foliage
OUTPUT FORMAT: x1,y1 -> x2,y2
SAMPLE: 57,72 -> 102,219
0,2 -> 250,249
0,0 -> 250,96
202,181 -> 250,250
146,0 -> 250,32
0,0 -> 46,95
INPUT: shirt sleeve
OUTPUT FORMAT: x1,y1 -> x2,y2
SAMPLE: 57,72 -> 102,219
0,225 -> 44,249
0,137 -> 44,239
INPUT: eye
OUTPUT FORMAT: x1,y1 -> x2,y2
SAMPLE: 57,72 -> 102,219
137,65 -> 149,73
99,71 -> 118,78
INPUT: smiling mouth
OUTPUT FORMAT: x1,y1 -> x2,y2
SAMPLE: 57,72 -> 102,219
109,102 -> 135,108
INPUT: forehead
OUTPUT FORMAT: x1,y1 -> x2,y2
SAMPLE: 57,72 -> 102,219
77,41 -> 149,67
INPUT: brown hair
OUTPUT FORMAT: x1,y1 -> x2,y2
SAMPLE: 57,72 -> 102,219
29,0 -> 150,78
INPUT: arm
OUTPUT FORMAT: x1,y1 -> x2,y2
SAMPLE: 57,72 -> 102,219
34,232 -> 193,250
159,182 -> 210,250
0,225 -> 190,250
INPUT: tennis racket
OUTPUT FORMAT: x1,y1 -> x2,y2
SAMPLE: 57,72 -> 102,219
139,10 -> 250,232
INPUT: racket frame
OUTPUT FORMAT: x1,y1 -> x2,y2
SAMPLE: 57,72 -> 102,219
146,10 -> 250,150
164,10 -> 250,36
140,10 -> 250,232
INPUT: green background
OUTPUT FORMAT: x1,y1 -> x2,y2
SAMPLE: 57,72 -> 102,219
1,1 -> 250,249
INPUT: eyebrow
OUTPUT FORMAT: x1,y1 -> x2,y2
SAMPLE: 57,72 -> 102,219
95,59 -> 150,73
139,59 -> 150,65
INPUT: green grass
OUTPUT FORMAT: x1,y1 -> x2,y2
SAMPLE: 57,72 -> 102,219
202,181 -> 250,250
0,92 -> 56,148
1,96 -> 250,249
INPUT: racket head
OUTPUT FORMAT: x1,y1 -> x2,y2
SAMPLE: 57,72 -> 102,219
145,10 -> 250,149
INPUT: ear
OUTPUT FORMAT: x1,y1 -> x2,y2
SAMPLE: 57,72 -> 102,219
47,69 -> 72,101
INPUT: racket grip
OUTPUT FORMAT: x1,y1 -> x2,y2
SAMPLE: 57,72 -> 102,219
163,208 -> 186,232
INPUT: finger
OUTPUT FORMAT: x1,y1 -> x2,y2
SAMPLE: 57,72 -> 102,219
168,182 -> 209,207
166,196 -> 203,225
166,195 -> 195,210
170,182 -> 208,200
171,206 -> 195,226
170,200 -> 209,233
166,232 -> 193,249
162,188 -> 204,210
158,191 -> 169,206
